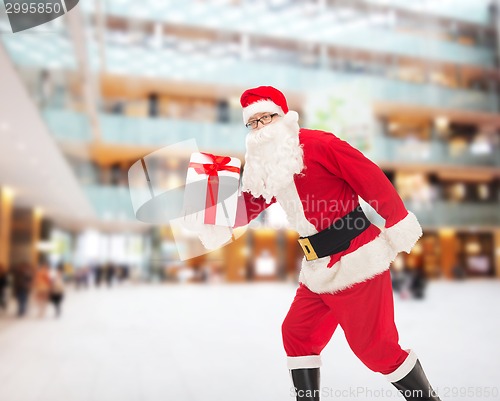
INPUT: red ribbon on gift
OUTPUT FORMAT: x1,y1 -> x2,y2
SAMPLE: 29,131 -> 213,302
188,153 -> 240,225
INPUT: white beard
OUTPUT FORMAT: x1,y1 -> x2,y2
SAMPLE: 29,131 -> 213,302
241,111 -> 304,203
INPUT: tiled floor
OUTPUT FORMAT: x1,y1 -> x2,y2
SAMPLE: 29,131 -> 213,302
0,279 -> 499,401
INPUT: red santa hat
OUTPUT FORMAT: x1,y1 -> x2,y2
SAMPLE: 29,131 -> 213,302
240,85 -> 289,124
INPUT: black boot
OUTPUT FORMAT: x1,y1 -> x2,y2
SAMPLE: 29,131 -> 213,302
392,359 -> 441,400
290,368 -> 320,401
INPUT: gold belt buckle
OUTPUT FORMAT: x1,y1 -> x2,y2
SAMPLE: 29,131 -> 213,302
298,237 -> 318,261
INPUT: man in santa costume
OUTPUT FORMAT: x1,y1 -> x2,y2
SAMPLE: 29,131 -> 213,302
198,86 -> 441,401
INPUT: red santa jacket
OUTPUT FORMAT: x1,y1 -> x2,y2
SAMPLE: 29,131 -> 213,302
235,128 -> 422,294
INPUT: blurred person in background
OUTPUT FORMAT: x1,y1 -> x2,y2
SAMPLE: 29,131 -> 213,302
193,86 -> 441,401
64,262 -> 75,281
452,261 -> 467,280
33,263 -> 51,318
38,69 -> 53,107
75,266 -> 90,290
115,264 -> 130,284
409,266 -> 427,300
94,264 -> 103,287
49,265 -> 65,318
12,261 -> 34,317
105,263 -> 115,287
390,254 -> 405,295
0,264 -> 9,313
122,264 -> 130,281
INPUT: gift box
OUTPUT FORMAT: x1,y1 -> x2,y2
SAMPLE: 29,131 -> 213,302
183,152 -> 241,227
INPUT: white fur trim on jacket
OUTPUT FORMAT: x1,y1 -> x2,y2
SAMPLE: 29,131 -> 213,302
298,231 -> 399,294
382,211 -> 423,254
242,100 -> 284,123
287,355 -> 322,370
299,212 -> 423,294
274,182 -> 423,294
272,181 -> 384,294
384,349 -> 418,382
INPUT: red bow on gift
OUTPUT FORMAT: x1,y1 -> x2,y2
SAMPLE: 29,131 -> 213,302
188,153 -> 240,225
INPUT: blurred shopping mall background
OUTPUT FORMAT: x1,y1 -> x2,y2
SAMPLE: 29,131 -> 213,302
0,1 -> 500,400
1,0 -> 499,285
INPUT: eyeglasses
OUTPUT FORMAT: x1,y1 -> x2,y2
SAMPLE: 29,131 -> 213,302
245,113 -> 279,130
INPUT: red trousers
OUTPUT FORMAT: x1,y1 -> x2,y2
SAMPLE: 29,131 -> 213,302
282,270 -> 409,375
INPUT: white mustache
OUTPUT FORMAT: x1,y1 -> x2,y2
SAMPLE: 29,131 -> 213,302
242,112 -> 303,203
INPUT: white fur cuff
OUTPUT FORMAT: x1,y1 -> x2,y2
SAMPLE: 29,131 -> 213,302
383,211 -> 423,254
298,233 -> 394,294
384,349 -> 418,382
198,224 -> 233,250
287,355 -> 322,370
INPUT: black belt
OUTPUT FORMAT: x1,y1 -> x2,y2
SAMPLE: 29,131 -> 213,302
298,205 -> 371,261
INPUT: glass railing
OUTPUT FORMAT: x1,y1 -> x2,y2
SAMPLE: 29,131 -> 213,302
85,185 -> 136,221
370,135 -> 500,167
43,109 -> 92,141
44,108 -> 246,147
79,0 -> 494,28
2,3 -> 495,74
79,0 -> 495,66
1,29 -> 76,69
84,184 -> 500,226
47,44 -> 499,114
43,108 -> 500,167
3,35 -> 497,114
365,76 -> 498,112
98,113 -> 245,150
321,29 -> 494,67
363,0 -> 492,26
102,46 -> 498,113
408,201 -> 500,227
